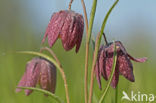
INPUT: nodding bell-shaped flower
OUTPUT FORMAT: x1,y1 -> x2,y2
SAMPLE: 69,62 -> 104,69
95,41 -> 147,89
42,10 -> 84,53
16,57 -> 56,96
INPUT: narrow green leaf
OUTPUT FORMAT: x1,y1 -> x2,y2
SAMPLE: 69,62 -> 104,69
17,87 -> 63,103
17,51 -> 61,72
98,0 -> 119,46
87,0 -> 97,43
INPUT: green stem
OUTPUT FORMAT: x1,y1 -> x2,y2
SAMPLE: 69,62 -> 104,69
88,0 -> 119,103
17,51 -> 70,103
84,0 -> 97,103
88,32 -> 100,103
99,42 -> 117,103
81,0 -> 89,102
87,0 -> 97,43
17,87 -> 63,103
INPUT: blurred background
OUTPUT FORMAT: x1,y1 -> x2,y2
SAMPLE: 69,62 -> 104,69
0,0 -> 156,103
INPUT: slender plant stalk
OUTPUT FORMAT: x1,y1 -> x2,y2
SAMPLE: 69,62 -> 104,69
80,0 -> 89,103
99,42 -> 117,103
88,32 -> 100,103
81,0 -> 97,103
115,84 -> 118,103
68,0 -> 73,10
87,0 -> 97,43
84,42 -> 89,103
18,51 -> 70,103
88,1 -> 119,103
81,0 -> 89,32
17,87 -> 63,103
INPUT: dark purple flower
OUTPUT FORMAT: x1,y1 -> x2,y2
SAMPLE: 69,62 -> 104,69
95,41 -> 147,89
16,57 -> 56,96
42,10 -> 84,53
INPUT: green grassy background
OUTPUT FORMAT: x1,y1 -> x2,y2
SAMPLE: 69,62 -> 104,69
0,0 -> 156,103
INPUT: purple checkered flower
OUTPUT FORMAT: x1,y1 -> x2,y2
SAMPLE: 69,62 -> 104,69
42,10 -> 84,53
16,57 -> 56,96
95,41 -> 147,89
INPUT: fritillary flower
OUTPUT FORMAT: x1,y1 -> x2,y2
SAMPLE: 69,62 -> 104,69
16,57 -> 56,96
42,10 -> 84,53
95,41 -> 147,89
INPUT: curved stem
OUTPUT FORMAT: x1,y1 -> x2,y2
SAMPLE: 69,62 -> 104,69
17,87 -> 63,103
81,0 -> 89,103
68,0 -> 73,10
81,0 -> 89,32
88,1 -> 119,103
61,69 -> 70,103
99,42 -> 117,103
18,51 -> 70,103
40,47 -> 61,66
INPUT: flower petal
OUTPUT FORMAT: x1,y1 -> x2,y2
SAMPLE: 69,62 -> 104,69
127,54 -> 147,63
39,59 -> 56,93
42,10 -> 68,47
25,59 -> 41,96
42,12 -> 59,45
118,54 -> 135,82
16,72 -> 27,93
99,48 -> 107,80
60,11 -> 84,52
95,61 -> 102,90
110,67 -> 119,88
61,11 -> 76,51
105,57 -> 119,88
49,63 -> 57,93
75,14 -> 84,53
